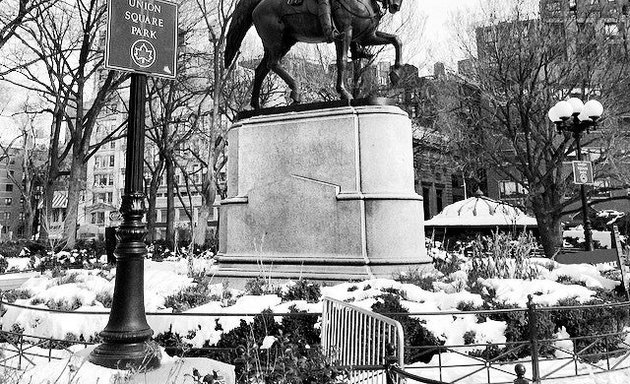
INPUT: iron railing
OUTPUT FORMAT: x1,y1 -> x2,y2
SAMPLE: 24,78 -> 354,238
1,297 -> 630,383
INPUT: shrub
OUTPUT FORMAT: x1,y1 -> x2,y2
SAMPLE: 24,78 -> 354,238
1,289 -> 31,303
0,240 -> 47,258
481,302 -> 556,360
551,298 -> 630,360
46,297 -> 82,311
371,293 -> 443,364
213,309 -> 281,365
555,275 -> 587,287
55,272 -> 80,285
280,305 -> 321,347
74,239 -> 107,259
163,284 -> 212,313
244,277 -> 278,296
433,252 -> 464,276
394,269 -> 437,291
236,335 -> 348,384
281,280 -> 321,303
95,291 -> 113,308
466,231 -> 540,293
463,330 -> 476,345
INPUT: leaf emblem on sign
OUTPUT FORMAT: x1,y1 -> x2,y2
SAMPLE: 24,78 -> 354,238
131,40 -> 156,68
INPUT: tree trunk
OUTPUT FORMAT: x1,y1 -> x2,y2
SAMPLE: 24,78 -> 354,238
193,169 -> 216,246
40,109 -> 64,242
64,157 -> 85,248
24,202 -> 34,239
165,156 -> 175,248
532,201 -> 563,258
146,158 -> 164,243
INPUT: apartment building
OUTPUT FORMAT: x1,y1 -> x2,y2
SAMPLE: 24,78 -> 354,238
0,148 -> 25,240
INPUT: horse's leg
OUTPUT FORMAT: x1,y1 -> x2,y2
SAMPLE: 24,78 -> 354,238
361,31 -> 403,85
335,27 -> 353,100
251,53 -> 271,109
268,42 -> 301,104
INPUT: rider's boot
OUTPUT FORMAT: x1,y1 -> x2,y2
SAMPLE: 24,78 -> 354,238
318,0 -> 337,43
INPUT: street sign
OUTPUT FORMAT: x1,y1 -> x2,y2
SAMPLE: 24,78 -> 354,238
572,161 -> 594,184
105,0 -> 178,79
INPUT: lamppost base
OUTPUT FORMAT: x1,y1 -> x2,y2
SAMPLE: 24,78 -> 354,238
88,340 -> 161,370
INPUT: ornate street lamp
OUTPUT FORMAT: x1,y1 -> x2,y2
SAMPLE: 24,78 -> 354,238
89,75 -> 159,369
548,98 -> 604,251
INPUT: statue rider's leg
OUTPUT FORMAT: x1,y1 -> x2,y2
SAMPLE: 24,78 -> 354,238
318,0 -> 336,43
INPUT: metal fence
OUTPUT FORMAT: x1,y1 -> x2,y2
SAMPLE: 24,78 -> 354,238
1,297 -> 630,383
322,297 -> 405,384
393,296 -> 630,383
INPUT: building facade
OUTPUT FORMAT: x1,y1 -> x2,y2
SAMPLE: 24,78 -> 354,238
0,148 -> 25,240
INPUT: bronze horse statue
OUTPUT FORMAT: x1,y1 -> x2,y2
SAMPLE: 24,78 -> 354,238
225,0 -> 404,109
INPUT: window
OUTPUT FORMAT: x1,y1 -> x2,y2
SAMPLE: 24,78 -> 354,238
436,188 -> 444,213
5,184 -> 13,192
91,211 -> 106,225
9,170 -> 14,177
95,155 -> 115,168
499,181 -> 528,199
94,174 -> 114,187
93,192 -> 113,204
4,198 -> 12,206
3,212 -> 10,220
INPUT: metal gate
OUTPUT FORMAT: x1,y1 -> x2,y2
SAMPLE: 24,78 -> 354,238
321,296 -> 405,383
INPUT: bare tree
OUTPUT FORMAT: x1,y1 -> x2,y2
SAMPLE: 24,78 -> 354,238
0,106 -> 46,238
0,0 -> 52,50
189,0 -> 240,247
440,0 -> 630,256
1,0 -> 129,247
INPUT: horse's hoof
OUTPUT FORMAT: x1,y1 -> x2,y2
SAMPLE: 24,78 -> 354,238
389,67 -> 402,86
290,91 -> 302,105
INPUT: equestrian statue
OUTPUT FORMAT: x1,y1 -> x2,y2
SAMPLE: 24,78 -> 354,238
225,0 -> 404,109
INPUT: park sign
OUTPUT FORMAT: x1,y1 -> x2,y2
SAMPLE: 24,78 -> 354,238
572,160 -> 594,185
105,0 -> 178,79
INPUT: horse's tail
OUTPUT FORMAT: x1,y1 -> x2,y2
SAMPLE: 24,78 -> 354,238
225,0 -> 263,69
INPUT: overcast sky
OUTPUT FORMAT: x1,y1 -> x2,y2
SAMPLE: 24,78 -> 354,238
409,0 -> 538,73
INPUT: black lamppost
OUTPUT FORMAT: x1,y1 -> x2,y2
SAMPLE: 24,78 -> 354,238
89,74 -> 159,369
548,98 -> 604,251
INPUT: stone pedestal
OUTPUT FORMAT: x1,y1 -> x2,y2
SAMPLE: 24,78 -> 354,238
216,102 -> 428,282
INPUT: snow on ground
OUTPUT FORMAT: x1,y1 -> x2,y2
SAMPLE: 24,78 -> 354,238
479,278 -> 596,306
6,257 -> 32,271
564,228 -> 613,248
2,258 -> 628,372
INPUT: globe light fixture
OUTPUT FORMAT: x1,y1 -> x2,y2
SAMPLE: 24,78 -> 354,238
583,99 -> 604,120
548,98 -> 604,252
554,100 -> 574,120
